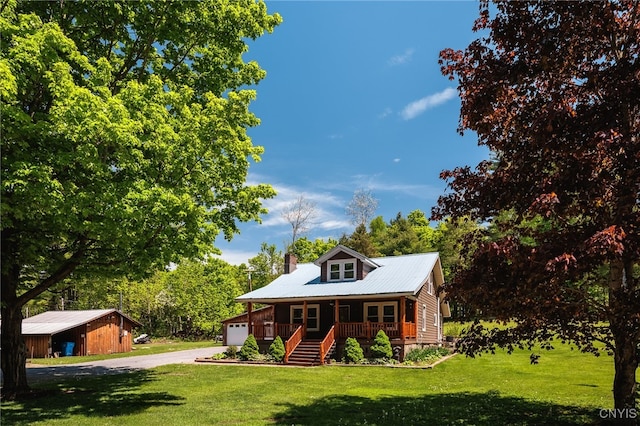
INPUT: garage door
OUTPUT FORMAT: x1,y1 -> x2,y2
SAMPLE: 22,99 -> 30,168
226,323 -> 248,346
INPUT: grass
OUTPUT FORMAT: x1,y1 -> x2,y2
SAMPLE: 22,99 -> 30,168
3,342 -> 615,425
29,340 -> 219,366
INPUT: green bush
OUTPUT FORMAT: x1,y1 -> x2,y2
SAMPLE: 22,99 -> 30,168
404,346 -> 450,364
224,345 -> 238,359
268,336 -> 285,362
370,330 -> 393,360
443,322 -> 462,338
238,334 -> 260,361
343,337 -> 364,364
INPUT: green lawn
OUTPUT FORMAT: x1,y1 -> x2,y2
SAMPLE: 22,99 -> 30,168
29,340 -> 219,366
3,342 -> 614,425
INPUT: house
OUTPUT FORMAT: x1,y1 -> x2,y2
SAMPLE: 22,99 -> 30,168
230,245 -> 450,365
18,309 -> 141,358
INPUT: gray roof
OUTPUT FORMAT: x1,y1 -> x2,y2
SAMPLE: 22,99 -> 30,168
237,252 -> 442,303
19,309 -> 140,335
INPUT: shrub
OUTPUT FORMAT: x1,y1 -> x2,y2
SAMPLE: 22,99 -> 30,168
224,345 -> 238,359
238,334 -> 260,361
268,336 -> 285,362
370,330 -> 393,360
343,337 -> 364,364
404,347 -> 450,364
443,322 -> 462,338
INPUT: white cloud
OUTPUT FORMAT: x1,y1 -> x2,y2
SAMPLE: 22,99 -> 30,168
254,179 -> 350,234
378,107 -> 392,119
388,48 -> 415,66
393,158 -> 401,163
318,219 -> 351,231
400,87 -> 457,120
213,250 -> 256,266
348,174 -> 443,200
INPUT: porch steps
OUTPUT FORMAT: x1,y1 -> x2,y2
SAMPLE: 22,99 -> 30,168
287,340 -> 335,366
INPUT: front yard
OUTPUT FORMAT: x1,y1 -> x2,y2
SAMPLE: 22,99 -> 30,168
2,341 -> 613,425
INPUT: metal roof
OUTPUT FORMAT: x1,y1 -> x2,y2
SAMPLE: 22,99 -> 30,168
237,252 -> 442,303
19,309 -> 140,335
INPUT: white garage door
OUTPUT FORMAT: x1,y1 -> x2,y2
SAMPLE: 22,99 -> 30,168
226,323 -> 248,346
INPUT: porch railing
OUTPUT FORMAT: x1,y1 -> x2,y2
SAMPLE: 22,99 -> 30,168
402,321 -> 417,339
251,323 -> 274,340
284,325 -> 303,363
319,325 -> 335,365
252,321 -> 416,342
337,322 -> 415,339
277,323 -> 299,340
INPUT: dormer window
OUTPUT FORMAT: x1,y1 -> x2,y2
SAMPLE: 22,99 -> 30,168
328,259 -> 356,281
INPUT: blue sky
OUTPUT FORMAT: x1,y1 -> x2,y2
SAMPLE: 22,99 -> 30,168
216,1 -> 490,265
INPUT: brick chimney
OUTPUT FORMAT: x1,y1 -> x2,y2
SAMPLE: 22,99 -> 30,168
284,253 -> 297,274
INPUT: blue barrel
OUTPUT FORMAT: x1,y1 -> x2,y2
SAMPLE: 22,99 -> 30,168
62,342 -> 75,356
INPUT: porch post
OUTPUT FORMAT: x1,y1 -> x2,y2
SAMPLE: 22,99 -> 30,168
334,299 -> 340,339
414,299 -> 419,335
400,296 -> 406,340
302,300 -> 307,339
247,302 -> 253,336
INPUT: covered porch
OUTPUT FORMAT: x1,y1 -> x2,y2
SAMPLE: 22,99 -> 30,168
246,296 -> 418,341
244,296 -> 420,364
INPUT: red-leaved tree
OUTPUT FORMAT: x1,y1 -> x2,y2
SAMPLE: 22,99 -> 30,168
433,1 -> 639,414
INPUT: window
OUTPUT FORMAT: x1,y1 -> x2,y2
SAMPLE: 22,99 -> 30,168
367,305 -> 379,323
363,302 -> 397,323
338,305 -> 350,322
427,273 -> 434,295
422,304 -> 427,332
290,304 -> 320,332
307,306 -> 319,331
327,259 -> 356,281
291,307 -> 303,325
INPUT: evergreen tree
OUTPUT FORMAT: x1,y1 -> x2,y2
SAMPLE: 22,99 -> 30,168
342,337 -> 364,364
268,336 -> 285,362
370,330 -> 393,360
238,334 -> 260,361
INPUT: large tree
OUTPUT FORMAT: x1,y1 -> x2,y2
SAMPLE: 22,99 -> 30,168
345,188 -> 378,228
281,195 -> 317,251
1,0 -> 280,397
433,1 -> 639,413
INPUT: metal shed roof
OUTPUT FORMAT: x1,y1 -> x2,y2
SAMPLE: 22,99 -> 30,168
19,309 -> 140,335
236,252 -> 443,303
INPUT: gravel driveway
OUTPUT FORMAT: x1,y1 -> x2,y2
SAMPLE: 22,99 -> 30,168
24,346 -> 227,384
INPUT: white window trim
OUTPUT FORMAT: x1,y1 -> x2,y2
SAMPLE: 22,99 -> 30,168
363,301 -> 397,323
427,272 -> 434,295
291,304 -> 320,332
327,259 -> 357,281
422,304 -> 427,332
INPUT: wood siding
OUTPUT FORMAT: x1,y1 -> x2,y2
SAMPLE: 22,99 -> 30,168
24,335 -> 50,358
86,314 -> 134,355
415,283 -> 439,344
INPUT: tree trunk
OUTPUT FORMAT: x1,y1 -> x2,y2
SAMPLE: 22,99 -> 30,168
1,269 -> 30,398
609,260 -> 639,421
612,333 -> 638,410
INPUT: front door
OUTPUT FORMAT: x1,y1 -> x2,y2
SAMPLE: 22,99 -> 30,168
291,304 -> 320,333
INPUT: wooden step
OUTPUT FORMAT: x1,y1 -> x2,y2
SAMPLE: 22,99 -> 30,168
286,340 -> 336,366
